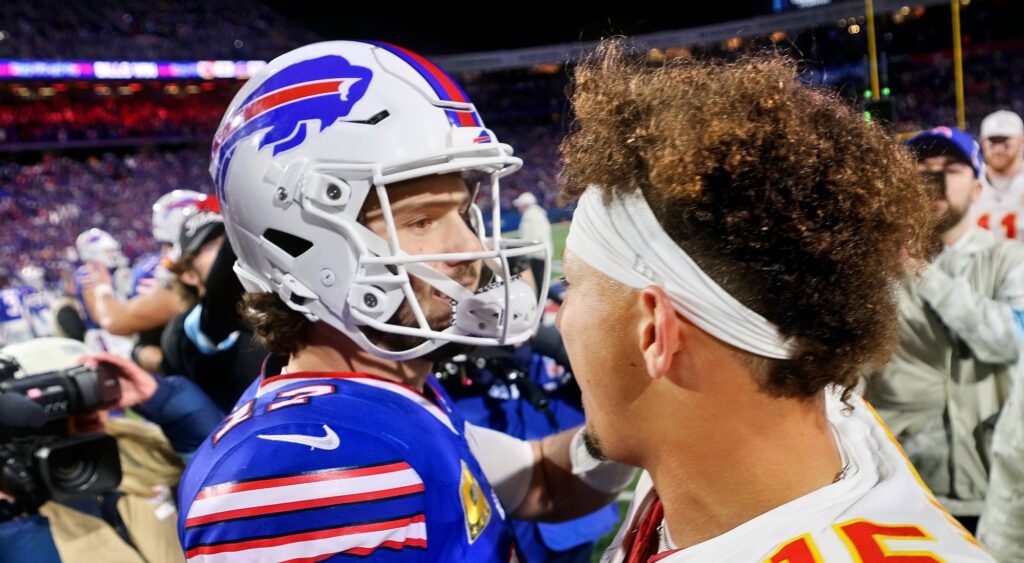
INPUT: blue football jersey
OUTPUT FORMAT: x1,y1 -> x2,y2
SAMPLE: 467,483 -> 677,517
0,287 -> 33,345
178,371 -> 519,563
129,252 -> 162,298
72,265 -> 99,330
17,285 -> 53,338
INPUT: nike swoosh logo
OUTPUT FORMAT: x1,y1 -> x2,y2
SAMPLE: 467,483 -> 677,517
257,424 -> 340,450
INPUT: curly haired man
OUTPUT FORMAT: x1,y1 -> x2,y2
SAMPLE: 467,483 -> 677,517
556,42 -> 995,562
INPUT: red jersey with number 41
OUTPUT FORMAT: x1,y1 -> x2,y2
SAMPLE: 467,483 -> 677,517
973,173 -> 1024,242
599,389 -> 995,563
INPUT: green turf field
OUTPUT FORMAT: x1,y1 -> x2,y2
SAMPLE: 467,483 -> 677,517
507,221 -> 568,280
550,221 -> 568,277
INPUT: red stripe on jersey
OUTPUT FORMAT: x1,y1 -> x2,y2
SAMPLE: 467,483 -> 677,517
347,538 -> 429,556
259,371 -> 431,400
276,538 -> 428,563
195,461 -> 411,500
184,513 -> 426,558
185,483 -> 425,528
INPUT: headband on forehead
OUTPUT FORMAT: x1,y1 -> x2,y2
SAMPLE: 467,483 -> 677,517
565,187 -> 797,360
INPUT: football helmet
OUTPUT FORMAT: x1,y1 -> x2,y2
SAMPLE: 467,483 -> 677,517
151,190 -> 206,244
75,229 -> 127,269
18,265 -> 45,290
211,41 -> 549,360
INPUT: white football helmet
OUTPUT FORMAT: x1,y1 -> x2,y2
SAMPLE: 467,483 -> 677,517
151,189 -> 206,244
75,228 -> 127,269
18,265 -> 45,290
211,41 -> 550,360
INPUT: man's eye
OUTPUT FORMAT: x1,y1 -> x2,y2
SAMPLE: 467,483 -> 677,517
409,217 -> 433,230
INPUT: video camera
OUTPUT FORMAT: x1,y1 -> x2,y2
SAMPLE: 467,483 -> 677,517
0,355 -> 123,521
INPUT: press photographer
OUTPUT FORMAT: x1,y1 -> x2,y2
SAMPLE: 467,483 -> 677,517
0,338 -> 223,563
0,349 -> 122,522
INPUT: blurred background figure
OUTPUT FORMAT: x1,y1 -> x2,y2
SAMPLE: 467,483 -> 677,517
72,228 -> 135,358
513,191 -> 553,293
80,191 -> 212,373
975,109 -> 1024,241
864,126 -> 1024,539
17,265 -> 54,339
160,212 -> 263,412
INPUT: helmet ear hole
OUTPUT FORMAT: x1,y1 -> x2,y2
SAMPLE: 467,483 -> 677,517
263,229 -> 313,258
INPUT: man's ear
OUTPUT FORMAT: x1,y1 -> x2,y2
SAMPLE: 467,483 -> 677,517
639,285 -> 681,380
970,177 -> 983,203
179,269 -> 201,289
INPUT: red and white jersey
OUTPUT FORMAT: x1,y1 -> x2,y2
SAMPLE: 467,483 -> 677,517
601,389 -> 995,562
972,172 -> 1024,241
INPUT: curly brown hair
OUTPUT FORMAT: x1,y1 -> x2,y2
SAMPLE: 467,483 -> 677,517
240,292 -> 312,357
559,41 -> 933,398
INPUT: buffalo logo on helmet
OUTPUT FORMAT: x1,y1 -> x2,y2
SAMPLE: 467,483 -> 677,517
212,55 -> 374,197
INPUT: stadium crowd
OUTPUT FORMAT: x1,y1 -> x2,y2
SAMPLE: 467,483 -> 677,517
0,149 -> 213,283
0,87 -> 235,144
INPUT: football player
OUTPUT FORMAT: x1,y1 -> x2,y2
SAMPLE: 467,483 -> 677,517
556,42 -> 994,561
974,110 -> 1024,240
178,41 -> 636,562
16,265 -> 54,338
0,275 -> 33,346
81,190 -> 212,372
73,228 -> 135,358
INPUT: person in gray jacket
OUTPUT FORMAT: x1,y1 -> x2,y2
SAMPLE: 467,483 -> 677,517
978,372 -> 1024,562
865,126 -> 1024,538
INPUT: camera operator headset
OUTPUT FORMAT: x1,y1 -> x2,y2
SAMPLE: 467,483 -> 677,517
0,337 -> 222,563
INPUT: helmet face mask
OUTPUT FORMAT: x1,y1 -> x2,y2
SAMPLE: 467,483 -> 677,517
214,41 -> 550,360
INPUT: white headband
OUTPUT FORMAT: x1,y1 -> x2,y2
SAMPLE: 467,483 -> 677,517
565,187 -> 797,359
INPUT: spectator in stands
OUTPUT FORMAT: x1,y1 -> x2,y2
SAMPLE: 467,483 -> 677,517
977,370 -> 1024,561
863,126 -> 1024,534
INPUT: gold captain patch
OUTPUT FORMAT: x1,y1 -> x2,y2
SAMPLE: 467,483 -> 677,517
460,459 -> 491,543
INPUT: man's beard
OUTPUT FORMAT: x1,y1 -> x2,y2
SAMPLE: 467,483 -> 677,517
581,428 -> 608,461
922,172 -> 966,236
362,262 -> 483,362
987,153 -> 1015,174
933,206 -> 965,235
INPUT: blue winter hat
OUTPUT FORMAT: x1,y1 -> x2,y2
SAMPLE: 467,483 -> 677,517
906,126 -> 983,177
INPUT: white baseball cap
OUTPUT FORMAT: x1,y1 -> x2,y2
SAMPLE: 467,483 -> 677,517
513,192 -> 538,207
981,110 -> 1024,139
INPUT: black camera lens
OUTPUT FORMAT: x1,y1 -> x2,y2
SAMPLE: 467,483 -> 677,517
35,434 -> 121,500
51,457 -> 96,491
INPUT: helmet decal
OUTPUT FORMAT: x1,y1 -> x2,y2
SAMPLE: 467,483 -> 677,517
212,55 -> 374,198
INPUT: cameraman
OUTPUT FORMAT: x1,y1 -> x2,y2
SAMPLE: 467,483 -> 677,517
0,338 -> 222,563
